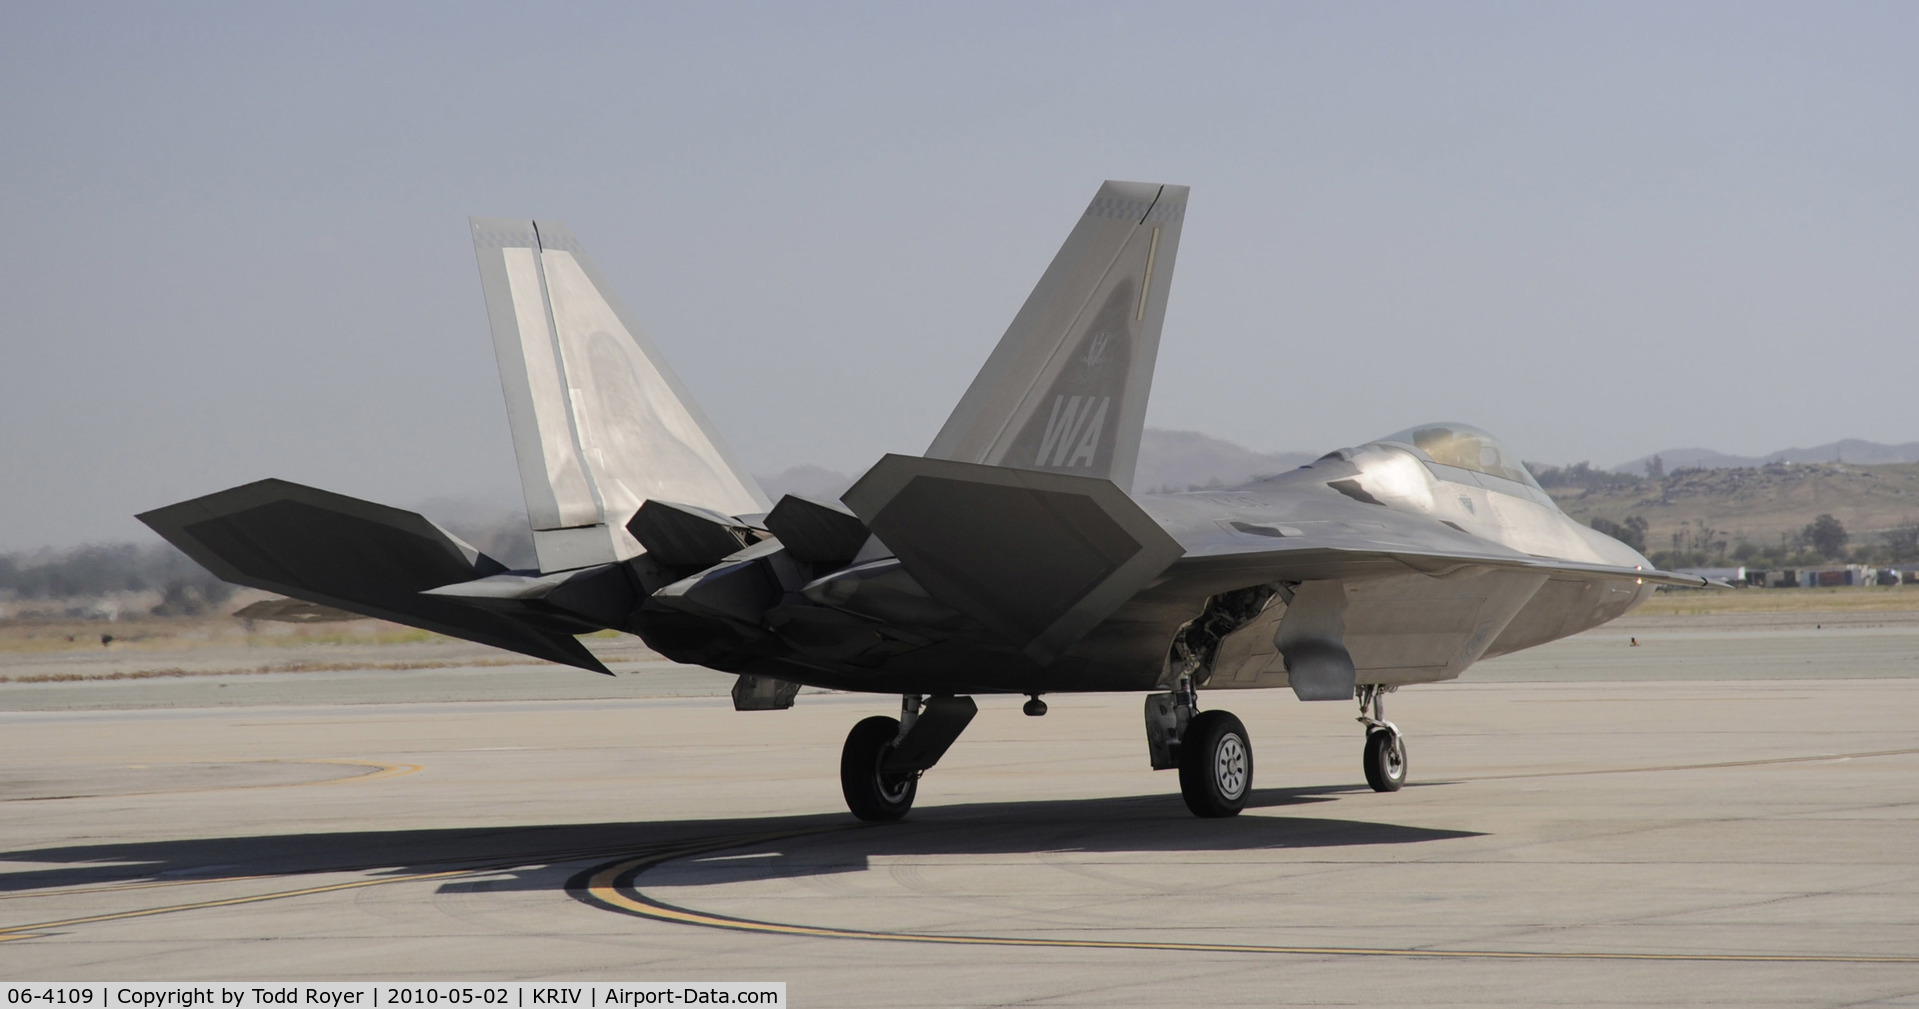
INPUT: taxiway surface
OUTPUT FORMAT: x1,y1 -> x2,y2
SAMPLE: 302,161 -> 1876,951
2,618 -> 1916,1006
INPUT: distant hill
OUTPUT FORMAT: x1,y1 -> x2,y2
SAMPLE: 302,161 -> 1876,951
1131,429 -> 1318,493
757,464 -> 858,504
1550,461 -> 1919,554
1612,439 -> 1919,475
757,428 -> 1317,500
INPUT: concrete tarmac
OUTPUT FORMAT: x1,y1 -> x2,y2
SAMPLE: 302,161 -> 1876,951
2,621 -> 1917,1006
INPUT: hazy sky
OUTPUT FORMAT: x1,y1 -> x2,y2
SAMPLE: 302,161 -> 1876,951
3,2 -> 1915,550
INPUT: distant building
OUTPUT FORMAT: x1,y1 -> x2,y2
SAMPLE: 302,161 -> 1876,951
1745,565 -> 1882,588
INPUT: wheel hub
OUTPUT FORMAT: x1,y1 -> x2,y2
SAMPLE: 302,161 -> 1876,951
1213,733 -> 1249,799
875,747 -> 916,802
1383,736 -> 1405,778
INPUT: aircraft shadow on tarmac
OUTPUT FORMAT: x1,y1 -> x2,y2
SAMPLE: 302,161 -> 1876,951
0,785 -> 1478,899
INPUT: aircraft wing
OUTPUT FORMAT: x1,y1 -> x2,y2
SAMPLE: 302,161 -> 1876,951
843,454 -> 1185,664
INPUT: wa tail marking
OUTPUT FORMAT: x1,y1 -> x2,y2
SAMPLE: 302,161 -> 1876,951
1036,395 -> 1110,469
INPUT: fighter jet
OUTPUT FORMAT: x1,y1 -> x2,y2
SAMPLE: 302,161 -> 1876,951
140,181 -> 1709,821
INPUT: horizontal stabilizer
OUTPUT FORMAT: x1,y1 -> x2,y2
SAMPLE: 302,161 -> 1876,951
137,479 -> 610,673
843,454 -> 1185,662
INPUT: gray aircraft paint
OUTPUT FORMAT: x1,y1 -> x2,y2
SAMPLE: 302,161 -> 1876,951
470,218 -> 769,572
145,183 -> 1710,699
137,179 -> 1730,822
926,181 -> 1186,491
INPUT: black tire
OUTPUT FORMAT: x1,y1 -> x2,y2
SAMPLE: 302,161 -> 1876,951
1178,710 -> 1253,817
840,715 -> 918,822
1363,729 -> 1407,792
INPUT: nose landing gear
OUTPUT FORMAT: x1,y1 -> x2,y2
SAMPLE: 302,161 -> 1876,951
1358,684 -> 1407,792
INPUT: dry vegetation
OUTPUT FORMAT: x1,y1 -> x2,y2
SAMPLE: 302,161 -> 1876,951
1639,584 -> 1919,616
1547,461 -> 1919,551
0,599 -> 644,686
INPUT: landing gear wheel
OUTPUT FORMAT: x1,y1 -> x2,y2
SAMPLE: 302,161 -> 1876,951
840,715 -> 918,822
1178,710 -> 1253,818
1363,729 -> 1407,792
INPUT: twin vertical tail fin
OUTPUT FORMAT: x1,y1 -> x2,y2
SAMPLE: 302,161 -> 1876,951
822,181 -> 1191,660
470,219 -> 770,572
142,186 -> 1193,676
923,181 -> 1188,492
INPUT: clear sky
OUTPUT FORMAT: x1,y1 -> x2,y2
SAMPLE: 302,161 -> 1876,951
3,2 -> 1915,550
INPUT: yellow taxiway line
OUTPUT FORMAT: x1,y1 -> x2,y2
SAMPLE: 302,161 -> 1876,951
577,832 -> 1919,965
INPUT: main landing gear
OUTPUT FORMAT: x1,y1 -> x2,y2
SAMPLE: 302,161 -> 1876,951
839,694 -> 977,822
1357,684 -> 1407,792
1145,677 -> 1254,818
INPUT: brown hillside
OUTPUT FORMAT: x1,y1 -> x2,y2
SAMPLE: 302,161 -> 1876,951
1547,462 -> 1919,550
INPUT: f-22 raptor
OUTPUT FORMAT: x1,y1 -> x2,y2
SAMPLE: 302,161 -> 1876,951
141,181 -> 1709,821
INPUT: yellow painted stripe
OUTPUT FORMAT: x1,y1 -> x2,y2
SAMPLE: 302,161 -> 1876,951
578,833 -> 1919,965
292,758 -> 423,785
1135,226 -> 1160,320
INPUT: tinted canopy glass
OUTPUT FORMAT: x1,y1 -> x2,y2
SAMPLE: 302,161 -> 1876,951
1380,423 -> 1540,489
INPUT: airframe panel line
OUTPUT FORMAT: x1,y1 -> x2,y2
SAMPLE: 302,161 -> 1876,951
574,833 -> 1919,965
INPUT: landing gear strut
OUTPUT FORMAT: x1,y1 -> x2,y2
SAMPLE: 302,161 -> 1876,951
839,694 -> 977,822
1358,684 -> 1407,792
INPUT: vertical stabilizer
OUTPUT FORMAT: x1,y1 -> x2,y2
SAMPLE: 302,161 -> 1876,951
925,181 -> 1187,492
471,218 -> 770,572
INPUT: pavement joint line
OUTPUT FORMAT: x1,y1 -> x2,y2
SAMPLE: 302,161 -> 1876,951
1450,746 -> 1919,781
0,840 -> 695,940
0,868 -> 481,939
0,874 -> 282,901
293,758 -> 424,785
0,837 -> 708,904
575,831 -> 1919,964
0,758 -> 421,803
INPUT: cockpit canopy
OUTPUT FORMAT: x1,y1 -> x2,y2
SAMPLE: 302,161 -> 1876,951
1378,422 -> 1542,491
